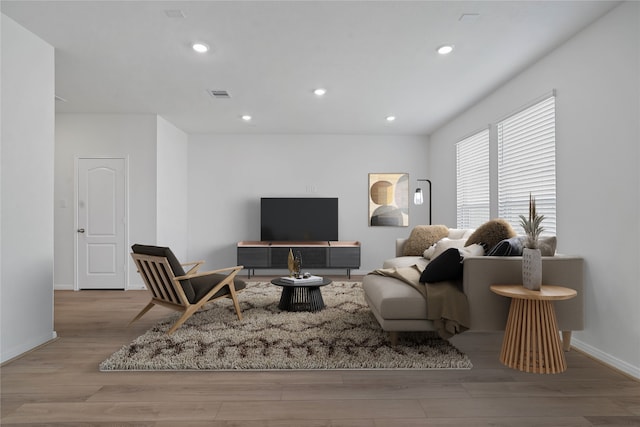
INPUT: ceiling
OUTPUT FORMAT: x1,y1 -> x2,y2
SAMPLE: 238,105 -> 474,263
2,1 -> 619,135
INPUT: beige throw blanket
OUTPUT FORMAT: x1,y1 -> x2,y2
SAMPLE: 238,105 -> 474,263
369,265 -> 470,339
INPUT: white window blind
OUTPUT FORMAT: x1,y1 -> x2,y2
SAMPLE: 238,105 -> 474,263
498,95 -> 556,236
456,128 -> 490,229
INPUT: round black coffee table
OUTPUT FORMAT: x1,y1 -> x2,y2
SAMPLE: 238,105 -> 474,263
270,277 -> 333,312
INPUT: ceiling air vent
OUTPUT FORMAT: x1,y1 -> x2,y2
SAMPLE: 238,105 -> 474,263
164,9 -> 185,18
207,90 -> 231,99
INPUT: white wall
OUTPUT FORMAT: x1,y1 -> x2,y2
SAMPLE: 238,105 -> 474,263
55,114 -> 158,289
1,15 -> 56,362
429,2 -> 640,378
188,134 -> 430,273
156,116 -> 188,261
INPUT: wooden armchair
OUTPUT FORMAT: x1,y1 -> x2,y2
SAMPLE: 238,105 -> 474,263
130,244 -> 246,334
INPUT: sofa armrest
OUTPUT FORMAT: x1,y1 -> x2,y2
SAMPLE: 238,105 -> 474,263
462,255 -> 584,332
395,238 -> 407,257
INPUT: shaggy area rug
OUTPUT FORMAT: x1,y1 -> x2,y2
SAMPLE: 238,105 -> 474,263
100,281 -> 472,370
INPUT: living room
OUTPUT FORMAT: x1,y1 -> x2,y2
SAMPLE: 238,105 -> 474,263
1,0 -> 639,422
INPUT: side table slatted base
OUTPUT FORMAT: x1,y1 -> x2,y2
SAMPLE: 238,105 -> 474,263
278,286 -> 325,312
500,298 -> 567,374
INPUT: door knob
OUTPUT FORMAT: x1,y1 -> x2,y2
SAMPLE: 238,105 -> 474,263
77,228 -> 85,233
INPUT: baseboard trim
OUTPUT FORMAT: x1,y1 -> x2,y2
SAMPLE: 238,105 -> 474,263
571,338 -> 640,380
1,331 -> 58,365
56,284 -> 143,290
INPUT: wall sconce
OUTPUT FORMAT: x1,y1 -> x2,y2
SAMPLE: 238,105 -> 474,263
414,179 -> 432,225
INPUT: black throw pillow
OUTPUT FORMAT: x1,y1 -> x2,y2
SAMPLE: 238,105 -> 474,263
487,236 -> 526,256
420,248 -> 463,283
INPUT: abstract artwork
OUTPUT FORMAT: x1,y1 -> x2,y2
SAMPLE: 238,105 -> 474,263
368,173 -> 409,226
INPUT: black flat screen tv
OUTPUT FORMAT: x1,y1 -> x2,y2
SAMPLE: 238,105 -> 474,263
260,197 -> 338,241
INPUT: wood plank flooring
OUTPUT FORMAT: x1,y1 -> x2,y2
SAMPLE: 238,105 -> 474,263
2,276 -> 639,426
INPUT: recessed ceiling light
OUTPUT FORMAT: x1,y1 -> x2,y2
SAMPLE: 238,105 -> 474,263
437,45 -> 454,55
386,116 -> 396,122
313,88 -> 327,96
192,43 -> 209,53
241,115 -> 252,121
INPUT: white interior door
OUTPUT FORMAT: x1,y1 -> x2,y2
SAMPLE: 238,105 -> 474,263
77,158 -> 127,290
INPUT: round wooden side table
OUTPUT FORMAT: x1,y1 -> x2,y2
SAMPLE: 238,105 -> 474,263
490,284 -> 577,374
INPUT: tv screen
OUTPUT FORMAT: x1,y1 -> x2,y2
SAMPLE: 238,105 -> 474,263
261,197 -> 338,241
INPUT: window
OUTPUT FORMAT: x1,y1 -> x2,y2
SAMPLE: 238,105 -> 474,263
498,95 -> 556,235
456,129 -> 490,229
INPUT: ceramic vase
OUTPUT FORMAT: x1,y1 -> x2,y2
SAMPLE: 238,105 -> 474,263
522,247 -> 542,291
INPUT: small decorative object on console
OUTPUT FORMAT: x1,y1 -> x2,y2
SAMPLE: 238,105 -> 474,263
287,249 -> 303,277
520,194 -> 545,291
287,248 -> 295,277
294,251 -> 302,278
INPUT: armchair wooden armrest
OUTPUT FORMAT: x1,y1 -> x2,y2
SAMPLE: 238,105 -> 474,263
174,265 -> 244,281
180,260 -> 205,275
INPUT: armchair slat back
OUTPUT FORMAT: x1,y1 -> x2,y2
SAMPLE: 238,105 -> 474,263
132,253 -> 188,307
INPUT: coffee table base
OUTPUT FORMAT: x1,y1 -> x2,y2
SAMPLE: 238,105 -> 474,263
278,286 -> 325,312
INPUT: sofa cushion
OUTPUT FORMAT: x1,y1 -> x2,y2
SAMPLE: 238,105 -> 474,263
465,219 -> 516,252
447,228 -> 475,240
538,236 -> 557,256
362,274 -> 429,320
403,225 -> 449,256
191,273 -> 247,302
420,248 -> 463,283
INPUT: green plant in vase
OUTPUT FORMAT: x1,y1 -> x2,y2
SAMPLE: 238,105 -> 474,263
519,193 -> 544,290
519,193 -> 545,249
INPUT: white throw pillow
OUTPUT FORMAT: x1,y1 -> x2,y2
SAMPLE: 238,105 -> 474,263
460,243 -> 485,258
423,244 -> 437,260
431,238 -> 468,260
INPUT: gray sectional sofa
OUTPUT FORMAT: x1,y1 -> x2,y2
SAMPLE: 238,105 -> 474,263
363,232 -> 584,348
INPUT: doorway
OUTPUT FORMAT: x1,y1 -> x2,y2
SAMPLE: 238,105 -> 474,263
76,157 -> 127,290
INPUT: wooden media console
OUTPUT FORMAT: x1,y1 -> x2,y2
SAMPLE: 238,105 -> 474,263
237,241 -> 361,278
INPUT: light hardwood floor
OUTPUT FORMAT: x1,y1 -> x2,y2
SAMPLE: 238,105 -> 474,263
2,276 -> 639,426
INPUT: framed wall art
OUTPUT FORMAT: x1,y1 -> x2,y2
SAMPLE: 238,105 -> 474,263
368,173 -> 409,226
